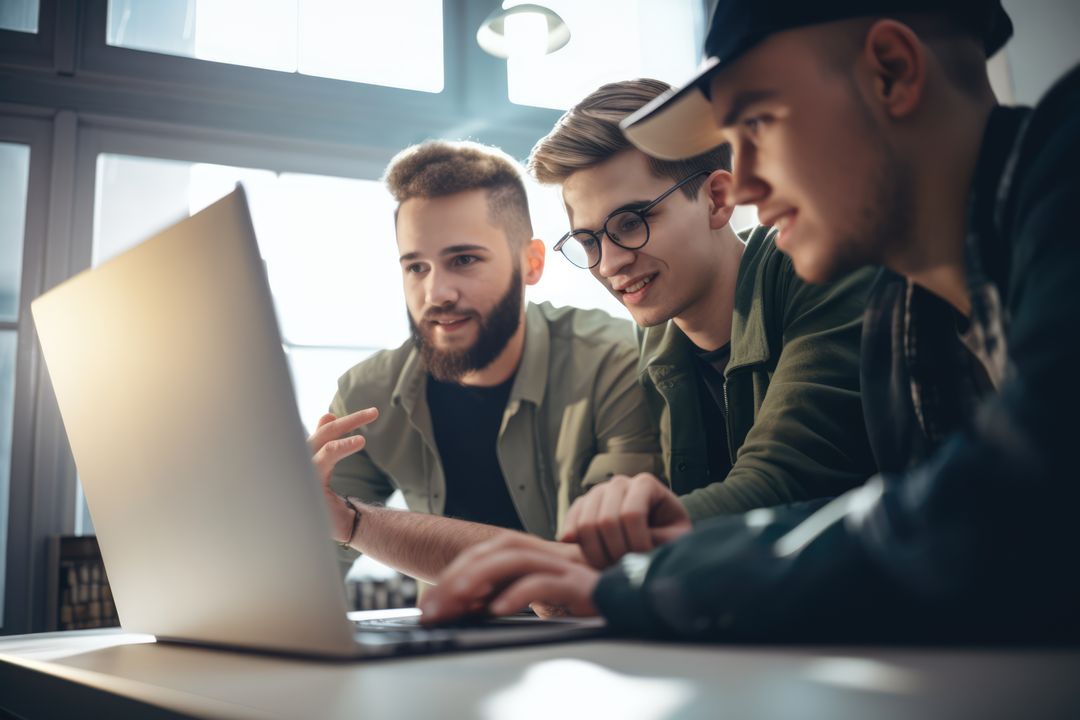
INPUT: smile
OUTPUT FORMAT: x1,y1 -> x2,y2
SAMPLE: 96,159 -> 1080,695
762,209 -> 798,244
620,274 -> 656,294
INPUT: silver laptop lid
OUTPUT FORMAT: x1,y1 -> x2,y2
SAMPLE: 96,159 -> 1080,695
32,187 -> 357,656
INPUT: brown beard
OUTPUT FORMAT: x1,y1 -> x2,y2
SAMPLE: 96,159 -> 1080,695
408,269 -> 523,382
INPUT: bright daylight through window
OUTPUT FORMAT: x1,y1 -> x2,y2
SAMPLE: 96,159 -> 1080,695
92,154 -> 628,434
0,141 -> 31,622
0,0 -> 38,34
106,0 -> 444,92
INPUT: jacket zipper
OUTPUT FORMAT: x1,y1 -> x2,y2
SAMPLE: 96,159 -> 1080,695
722,377 -> 737,463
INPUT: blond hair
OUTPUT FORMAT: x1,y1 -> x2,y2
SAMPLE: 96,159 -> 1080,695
384,140 -> 533,248
528,79 -> 731,197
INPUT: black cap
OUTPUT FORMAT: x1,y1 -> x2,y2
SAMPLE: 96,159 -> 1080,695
621,0 -> 1013,160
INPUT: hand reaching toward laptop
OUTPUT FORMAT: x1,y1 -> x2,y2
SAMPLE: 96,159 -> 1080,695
307,407 -> 379,545
560,472 -> 692,569
307,409 -> 599,586
305,415 -> 689,619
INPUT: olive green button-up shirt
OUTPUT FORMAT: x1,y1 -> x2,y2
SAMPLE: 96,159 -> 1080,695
329,301 -> 662,542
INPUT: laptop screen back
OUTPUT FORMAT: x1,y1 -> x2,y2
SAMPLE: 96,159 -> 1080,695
31,188 -> 357,656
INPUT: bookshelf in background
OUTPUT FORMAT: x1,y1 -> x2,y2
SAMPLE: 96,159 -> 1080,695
346,573 -> 418,611
46,536 -> 120,631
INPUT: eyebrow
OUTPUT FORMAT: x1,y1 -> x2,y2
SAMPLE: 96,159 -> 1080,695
399,244 -> 489,263
612,199 -> 651,213
721,90 -> 778,127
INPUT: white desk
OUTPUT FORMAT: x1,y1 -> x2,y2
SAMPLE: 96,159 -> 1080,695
2,629 -> 1079,719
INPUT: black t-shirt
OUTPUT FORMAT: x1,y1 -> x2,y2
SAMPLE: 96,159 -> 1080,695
426,375 -> 524,531
693,343 -> 733,481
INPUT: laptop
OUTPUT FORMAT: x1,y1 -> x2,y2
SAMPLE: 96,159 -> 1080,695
31,186 -> 604,659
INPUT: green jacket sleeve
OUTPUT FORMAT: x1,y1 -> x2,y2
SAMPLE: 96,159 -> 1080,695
680,259 -> 878,519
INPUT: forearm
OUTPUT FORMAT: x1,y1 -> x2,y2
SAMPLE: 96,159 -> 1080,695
344,503 -> 513,584
678,472 -> 799,520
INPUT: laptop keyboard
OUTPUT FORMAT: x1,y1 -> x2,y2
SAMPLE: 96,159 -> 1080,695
356,613 -> 539,630
351,612 -> 598,655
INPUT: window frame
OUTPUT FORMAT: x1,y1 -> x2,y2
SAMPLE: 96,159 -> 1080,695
0,113 -> 60,635
78,0 -> 460,124
74,116 -> 400,342
2,1 -> 568,160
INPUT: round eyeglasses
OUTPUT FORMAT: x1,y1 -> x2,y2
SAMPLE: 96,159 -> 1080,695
553,170 -> 712,270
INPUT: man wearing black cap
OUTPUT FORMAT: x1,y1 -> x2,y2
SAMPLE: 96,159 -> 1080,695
420,1 -> 1080,642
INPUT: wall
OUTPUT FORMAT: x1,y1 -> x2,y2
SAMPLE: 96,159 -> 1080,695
1000,0 -> 1080,105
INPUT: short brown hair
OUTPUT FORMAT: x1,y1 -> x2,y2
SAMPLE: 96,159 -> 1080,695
528,79 -> 731,197
383,140 -> 533,249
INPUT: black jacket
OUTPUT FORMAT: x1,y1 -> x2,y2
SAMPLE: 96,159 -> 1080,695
593,64 -> 1080,643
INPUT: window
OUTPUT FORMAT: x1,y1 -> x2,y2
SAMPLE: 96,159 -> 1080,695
0,0 -> 38,34
506,0 -> 703,110
105,0 -> 445,92
0,144 -> 29,321
0,142 -> 31,620
94,154 -> 398,430
93,152 -> 630,432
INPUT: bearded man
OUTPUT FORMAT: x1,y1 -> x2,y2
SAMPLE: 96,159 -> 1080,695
312,140 -> 662,583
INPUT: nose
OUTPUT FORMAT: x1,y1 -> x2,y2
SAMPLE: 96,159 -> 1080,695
730,140 -> 770,207
595,233 -> 637,279
424,267 -> 459,309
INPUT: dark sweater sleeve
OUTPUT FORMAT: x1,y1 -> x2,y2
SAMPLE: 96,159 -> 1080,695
592,495 -> 892,641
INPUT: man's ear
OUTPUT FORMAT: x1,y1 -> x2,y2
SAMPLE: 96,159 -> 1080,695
705,170 -> 736,230
523,238 -> 546,286
862,19 -> 926,118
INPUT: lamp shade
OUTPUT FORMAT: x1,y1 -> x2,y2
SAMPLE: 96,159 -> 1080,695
476,3 -> 570,59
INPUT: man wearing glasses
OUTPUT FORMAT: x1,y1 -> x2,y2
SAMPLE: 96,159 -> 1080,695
526,79 -> 878,569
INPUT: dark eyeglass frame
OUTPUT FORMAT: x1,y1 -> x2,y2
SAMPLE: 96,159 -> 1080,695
553,170 -> 713,270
